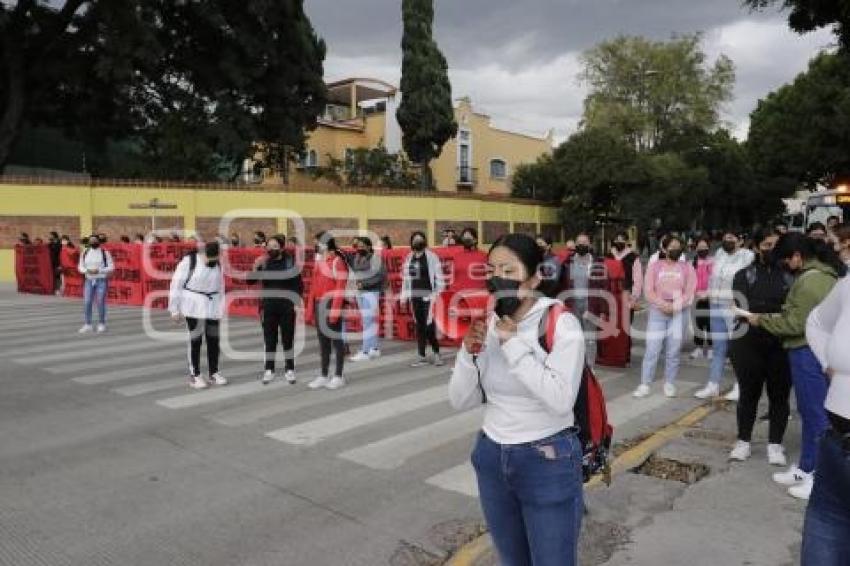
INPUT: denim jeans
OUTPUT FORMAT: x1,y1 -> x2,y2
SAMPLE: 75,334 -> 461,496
356,291 -> 381,353
801,431 -> 850,565
708,302 -> 732,385
83,278 -> 108,325
789,346 -> 830,473
472,429 -> 584,566
641,306 -> 684,385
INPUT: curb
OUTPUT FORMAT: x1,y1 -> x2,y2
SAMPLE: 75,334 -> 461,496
444,401 -> 719,566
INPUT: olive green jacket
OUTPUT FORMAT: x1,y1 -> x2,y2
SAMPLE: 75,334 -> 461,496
760,260 -> 839,350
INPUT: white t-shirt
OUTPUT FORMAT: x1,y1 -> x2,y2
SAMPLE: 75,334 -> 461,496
449,297 -> 585,444
168,254 -> 226,320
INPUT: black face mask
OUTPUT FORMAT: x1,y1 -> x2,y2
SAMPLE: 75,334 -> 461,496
412,241 -> 425,252
268,249 -> 281,259
462,238 -> 475,249
575,245 -> 590,256
254,238 -> 262,245
207,259 -> 219,268
90,242 -> 100,249
358,249 -> 369,257
697,249 -> 710,259
613,242 -> 626,252
722,241 -> 736,254
667,249 -> 683,261
231,239 -> 239,246
486,276 -> 523,318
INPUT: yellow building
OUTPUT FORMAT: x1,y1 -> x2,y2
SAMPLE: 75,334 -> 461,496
272,78 -> 554,196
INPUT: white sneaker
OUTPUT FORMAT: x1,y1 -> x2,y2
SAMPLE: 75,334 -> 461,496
95,323 -> 107,333
78,324 -> 93,334
325,376 -> 346,390
284,370 -> 297,385
664,383 -> 677,398
261,370 -> 275,385
690,348 -> 703,360
368,348 -> 381,359
788,474 -> 814,500
633,384 -> 651,398
349,351 -> 370,362
694,383 -> 720,399
210,373 -> 228,386
308,375 -> 330,390
189,375 -> 209,390
729,440 -> 751,461
706,349 -> 714,360
724,383 -> 740,402
768,444 -> 788,467
410,357 -> 429,368
432,353 -> 445,367
773,465 -> 808,486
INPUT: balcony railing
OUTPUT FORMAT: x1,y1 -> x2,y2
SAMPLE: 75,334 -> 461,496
456,166 -> 478,189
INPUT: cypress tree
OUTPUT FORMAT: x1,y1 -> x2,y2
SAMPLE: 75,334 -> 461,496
396,0 -> 458,189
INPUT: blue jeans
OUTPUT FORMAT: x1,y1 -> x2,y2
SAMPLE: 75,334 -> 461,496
83,278 -> 108,325
641,306 -> 684,385
708,302 -> 732,385
356,291 -> 381,353
472,429 -> 584,566
789,346 -> 830,473
802,431 -> 850,565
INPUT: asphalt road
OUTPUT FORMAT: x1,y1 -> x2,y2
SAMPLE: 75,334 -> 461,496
0,287 -> 741,566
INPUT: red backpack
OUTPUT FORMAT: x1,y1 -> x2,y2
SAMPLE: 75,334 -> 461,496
540,303 -> 613,485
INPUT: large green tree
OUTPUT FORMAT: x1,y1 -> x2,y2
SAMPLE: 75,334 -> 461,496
748,51 -> 850,191
396,0 -> 457,189
745,1 -> 850,50
581,34 -> 734,152
0,1 -> 327,180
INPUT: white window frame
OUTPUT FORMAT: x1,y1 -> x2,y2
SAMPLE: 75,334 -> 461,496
489,158 -> 508,180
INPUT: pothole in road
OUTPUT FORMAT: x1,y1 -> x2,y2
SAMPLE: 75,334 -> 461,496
631,455 -> 711,485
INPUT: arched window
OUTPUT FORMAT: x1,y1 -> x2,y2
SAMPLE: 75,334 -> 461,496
490,159 -> 507,179
308,150 -> 318,167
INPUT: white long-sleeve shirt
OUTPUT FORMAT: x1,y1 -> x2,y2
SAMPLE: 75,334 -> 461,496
168,254 -> 226,320
806,277 -> 850,420
77,247 -> 114,280
449,297 -> 585,444
709,248 -> 754,304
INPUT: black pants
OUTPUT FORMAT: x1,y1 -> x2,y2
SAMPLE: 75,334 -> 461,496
315,300 -> 344,378
693,298 -> 713,347
730,329 -> 792,443
186,317 -> 220,377
262,300 -> 297,372
412,297 -> 440,358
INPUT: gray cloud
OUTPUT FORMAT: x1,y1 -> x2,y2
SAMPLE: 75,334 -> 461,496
306,1 -> 833,140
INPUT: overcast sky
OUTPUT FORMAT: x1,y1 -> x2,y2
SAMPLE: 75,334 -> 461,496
305,0 -> 834,142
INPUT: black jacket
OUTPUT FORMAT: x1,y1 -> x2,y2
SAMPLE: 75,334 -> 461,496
247,253 -> 304,304
351,252 -> 386,292
732,259 -> 793,315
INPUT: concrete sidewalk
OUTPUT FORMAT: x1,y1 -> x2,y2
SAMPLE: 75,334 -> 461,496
462,401 -> 807,566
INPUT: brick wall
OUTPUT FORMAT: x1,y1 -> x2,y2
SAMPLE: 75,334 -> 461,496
368,219 -> 428,248
0,215 -> 81,248
196,217 -> 279,244
92,216 -> 183,242
513,222 -> 538,236
482,221 -> 510,245
286,217 -> 359,246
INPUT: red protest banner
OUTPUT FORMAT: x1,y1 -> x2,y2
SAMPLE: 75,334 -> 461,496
15,244 -> 54,295
60,247 -> 83,298
140,242 -> 196,309
102,244 -> 144,306
224,247 -> 264,318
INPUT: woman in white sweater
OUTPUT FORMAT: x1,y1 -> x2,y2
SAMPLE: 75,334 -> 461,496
449,233 -> 585,566
802,275 -> 850,564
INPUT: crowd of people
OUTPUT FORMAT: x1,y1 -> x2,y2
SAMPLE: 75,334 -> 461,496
17,217 -> 850,565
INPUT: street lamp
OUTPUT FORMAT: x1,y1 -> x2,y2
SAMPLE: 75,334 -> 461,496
128,198 -> 178,232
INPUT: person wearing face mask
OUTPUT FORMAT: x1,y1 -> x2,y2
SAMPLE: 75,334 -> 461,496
449,233 -> 586,566
807,222 -> 828,242
727,232 -> 794,466
609,232 -> 643,366
634,235 -> 697,398
559,232 -> 606,365
836,224 -> 850,266
307,232 -> 350,390
349,237 -> 386,362
648,234 -> 688,265
748,233 -> 846,500
690,236 -> 714,360
253,231 -> 267,248
77,235 -> 114,333
401,231 -> 445,367
248,235 -> 304,385
449,228 -> 488,293
535,234 -> 561,285
694,231 -> 754,401
168,241 -> 227,390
